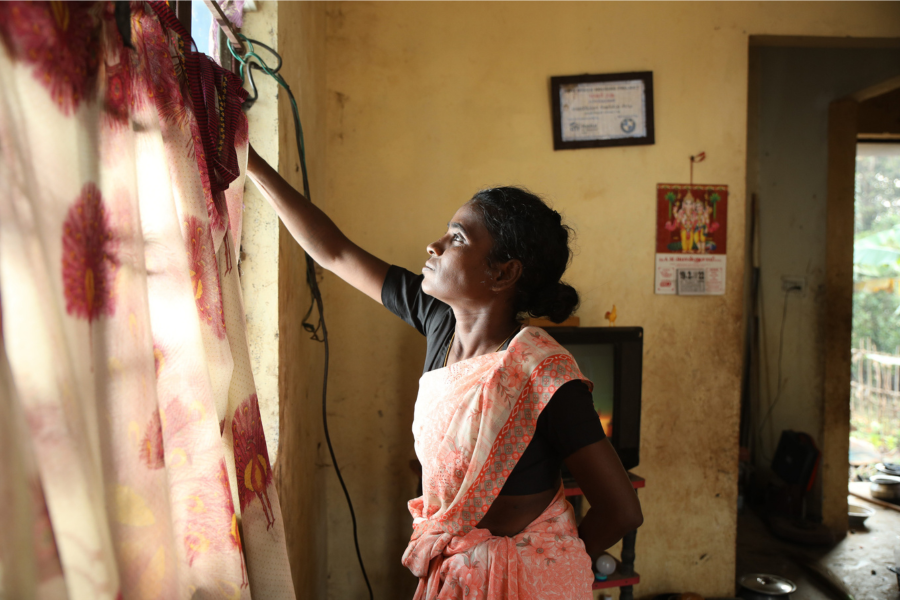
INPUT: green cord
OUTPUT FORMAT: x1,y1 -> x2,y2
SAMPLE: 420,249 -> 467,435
228,34 -> 309,199
227,34 -> 375,600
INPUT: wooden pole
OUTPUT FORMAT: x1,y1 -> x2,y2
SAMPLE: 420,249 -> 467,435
822,97 -> 858,533
203,0 -> 246,54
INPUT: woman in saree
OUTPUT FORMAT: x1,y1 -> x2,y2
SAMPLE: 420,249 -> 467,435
246,146 -> 643,599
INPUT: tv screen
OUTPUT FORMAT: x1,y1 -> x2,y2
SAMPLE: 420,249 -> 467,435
546,327 -> 643,470
563,342 -> 615,437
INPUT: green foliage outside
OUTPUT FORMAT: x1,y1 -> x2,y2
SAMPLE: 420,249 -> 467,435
852,151 -> 900,457
855,154 -> 900,242
851,288 -> 900,456
851,290 -> 900,353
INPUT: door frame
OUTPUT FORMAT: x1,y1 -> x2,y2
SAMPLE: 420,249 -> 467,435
822,75 -> 900,533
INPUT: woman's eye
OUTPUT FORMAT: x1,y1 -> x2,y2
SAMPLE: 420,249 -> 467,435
452,234 -> 464,243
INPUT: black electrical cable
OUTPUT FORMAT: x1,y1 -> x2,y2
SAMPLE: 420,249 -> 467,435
756,287 -> 799,460
233,37 -> 374,600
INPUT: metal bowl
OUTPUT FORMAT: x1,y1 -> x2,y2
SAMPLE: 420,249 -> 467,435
870,474 -> 900,502
876,462 -> 900,476
848,504 -> 874,527
738,573 -> 796,600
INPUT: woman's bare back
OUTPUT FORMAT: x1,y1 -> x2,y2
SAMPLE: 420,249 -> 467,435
477,484 -> 559,537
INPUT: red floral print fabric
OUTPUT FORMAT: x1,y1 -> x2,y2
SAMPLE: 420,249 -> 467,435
101,4 -> 133,128
61,182 -> 119,323
0,1 -> 101,115
183,459 -> 247,580
130,3 -> 188,130
0,2 -> 292,598
184,214 -> 226,339
140,408 -> 165,469
232,394 -> 275,530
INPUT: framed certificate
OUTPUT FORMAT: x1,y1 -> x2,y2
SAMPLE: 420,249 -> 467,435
551,71 -> 655,150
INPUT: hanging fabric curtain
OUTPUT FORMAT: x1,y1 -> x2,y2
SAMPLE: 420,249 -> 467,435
0,2 -> 294,599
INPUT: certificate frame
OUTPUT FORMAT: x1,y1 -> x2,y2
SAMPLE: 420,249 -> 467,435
550,71 -> 655,150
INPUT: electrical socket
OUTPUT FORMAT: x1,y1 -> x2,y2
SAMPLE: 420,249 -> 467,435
781,276 -> 806,294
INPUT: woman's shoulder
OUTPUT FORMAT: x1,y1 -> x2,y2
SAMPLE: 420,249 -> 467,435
510,326 -> 591,388
515,326 -> 568,354
506,326 -> 576,369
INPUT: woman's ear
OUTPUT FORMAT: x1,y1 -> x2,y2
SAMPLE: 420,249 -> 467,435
491,259 -> 522,293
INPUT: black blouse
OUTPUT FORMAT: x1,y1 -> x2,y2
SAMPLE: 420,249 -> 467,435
382,265 -> 605,495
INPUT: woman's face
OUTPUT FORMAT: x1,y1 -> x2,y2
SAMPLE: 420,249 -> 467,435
421,202 -> 497,305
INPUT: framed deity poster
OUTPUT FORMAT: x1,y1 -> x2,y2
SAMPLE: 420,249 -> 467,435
550,71 -> 655,150
654,184 -> 728,295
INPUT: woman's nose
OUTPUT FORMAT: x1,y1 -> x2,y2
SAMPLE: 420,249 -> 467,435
426,238 -> 442,256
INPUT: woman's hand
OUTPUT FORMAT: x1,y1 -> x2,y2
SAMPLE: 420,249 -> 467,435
244,145 -> 389,302
247,143 -> 265,177
564,438 -> 643,561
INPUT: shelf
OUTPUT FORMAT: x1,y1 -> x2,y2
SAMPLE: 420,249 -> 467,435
591,554 -> 640,590
565,472 -> 645,497
592,573 -> 640,591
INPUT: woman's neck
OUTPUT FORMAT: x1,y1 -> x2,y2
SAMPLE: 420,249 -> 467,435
447,306 -> 521,367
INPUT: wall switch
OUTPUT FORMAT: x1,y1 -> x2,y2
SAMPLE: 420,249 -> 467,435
781,276 -> 806,293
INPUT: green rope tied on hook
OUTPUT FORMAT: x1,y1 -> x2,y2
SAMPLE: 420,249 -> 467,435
228,34 -> 308,202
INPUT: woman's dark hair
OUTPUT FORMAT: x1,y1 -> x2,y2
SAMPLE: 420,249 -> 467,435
469,186 -> 579,323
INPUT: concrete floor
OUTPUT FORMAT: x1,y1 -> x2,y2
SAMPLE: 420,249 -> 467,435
735,499 -> 900,599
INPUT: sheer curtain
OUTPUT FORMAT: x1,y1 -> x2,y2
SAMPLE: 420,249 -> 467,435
0,3 -> 293,598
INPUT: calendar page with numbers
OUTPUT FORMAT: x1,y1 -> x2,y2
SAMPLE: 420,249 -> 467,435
654,183 -> 728,295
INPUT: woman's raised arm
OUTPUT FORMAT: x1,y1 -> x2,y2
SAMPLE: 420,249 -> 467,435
246,145 -> 390,303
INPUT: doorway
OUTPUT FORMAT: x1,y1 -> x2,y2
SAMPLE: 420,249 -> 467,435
850,142 -> 900,480
737,38 -> 900,598
742,40 -> 900,530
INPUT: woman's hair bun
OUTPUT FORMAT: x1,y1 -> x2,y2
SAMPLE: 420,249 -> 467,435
541,282 -> 580,324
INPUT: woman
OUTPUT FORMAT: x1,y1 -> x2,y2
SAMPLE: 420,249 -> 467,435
246,146 -> 643,599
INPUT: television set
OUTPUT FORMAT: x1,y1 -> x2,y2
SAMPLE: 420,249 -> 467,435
546,326 -> 643,470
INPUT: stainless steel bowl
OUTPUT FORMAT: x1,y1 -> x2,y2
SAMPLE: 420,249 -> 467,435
870,474 -> 900,502
848,503 -> 874,527
738,573 -> 796,600
876,462 -> 900,476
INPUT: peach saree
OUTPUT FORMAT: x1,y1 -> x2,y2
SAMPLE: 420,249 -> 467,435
402,327 -> 595,600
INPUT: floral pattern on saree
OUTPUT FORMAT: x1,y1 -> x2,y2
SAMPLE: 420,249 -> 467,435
403,327 -> 594,599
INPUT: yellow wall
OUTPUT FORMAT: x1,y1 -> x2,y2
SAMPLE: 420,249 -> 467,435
241,0 -> 282,462
317,3 -> 900,598
251,2 -> 900,598
276,3 -> 330,598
